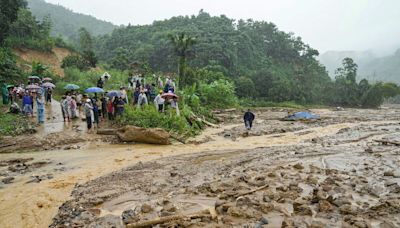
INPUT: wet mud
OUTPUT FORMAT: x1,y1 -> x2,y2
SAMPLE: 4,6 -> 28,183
1,106 -> 400,227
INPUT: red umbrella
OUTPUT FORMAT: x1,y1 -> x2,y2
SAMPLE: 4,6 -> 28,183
161,92 -> 179,99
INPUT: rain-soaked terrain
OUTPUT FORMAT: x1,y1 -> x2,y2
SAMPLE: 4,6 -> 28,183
1,106 -> 400,228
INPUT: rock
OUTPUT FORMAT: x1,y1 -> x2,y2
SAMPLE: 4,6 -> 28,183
88,208 -> 101,216
293,163 -> 304,170
281,219 -> 295,228
141,203 -> 153,213
227,206 -> 248,218
121,209 -> 136,224
310,221 -> 325,228
293,202 -> 312,216
318,200 -> 333,212
254,217 -> 269,228
236,196 -> 252,207
339,205 -> 356,215
383,171 -> 394,176
162,204 -> 177,213
2,177 -> 14,184
260,203 -> 274,213
116,126 -> 171,145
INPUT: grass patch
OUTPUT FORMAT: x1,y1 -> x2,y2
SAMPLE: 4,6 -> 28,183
116,105 -> 204,138
0,110 -> 35,136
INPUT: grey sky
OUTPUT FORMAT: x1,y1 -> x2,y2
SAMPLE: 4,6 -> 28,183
45,0 -> 400,54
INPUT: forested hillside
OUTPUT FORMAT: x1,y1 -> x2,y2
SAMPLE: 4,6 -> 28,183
95,11 -> 331,103
27,0 -> 117,43
319,50 -> 400,84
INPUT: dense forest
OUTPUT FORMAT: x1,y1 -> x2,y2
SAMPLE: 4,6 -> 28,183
95,11 -> 331,104
27,0 -> 117,43
1,1 -> 399,109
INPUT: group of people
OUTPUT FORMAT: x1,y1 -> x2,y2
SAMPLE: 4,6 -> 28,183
57,76 -> 180,132
2,82 -> 51,124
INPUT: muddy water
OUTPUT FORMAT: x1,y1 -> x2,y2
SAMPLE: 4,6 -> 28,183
0,117 -> 397,228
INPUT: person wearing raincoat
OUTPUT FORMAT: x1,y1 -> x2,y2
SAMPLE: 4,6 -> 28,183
2,84 -> 9,105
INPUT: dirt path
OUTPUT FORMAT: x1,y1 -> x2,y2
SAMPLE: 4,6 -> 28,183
1,107 -> 399,227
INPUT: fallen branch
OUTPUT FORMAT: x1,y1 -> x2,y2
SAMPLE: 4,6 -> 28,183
126,210 -> 211,228
373,139 -> 400,146
235,184 -> 269,198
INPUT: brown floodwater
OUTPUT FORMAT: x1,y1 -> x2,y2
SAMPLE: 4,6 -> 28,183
0,107 -> 398,228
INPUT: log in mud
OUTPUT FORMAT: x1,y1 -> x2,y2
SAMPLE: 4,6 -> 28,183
1,106 -> 400,227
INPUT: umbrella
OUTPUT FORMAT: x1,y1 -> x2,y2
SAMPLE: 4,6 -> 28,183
101,72 -> 111,80
42,82 -> 56,88
42,77 -> 52,81
85,87 -> 104,93
106,90 -> 122,98
161,92 -> 179,99
64,84 -> 80,90
26,85 -> 41,90
6,85 -> 15,89
28,76 -> 41,80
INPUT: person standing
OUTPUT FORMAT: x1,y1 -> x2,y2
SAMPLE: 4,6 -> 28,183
36,94 -> 45,124
22,93 -> 33,117
46,88 -> 52,104
137,90 -> 148,108
62,95 -> 71,122
243,109 -> 255,130
107,99 -> 115,120
84,99 -> 94,133
154,90 -> 165,112
115,97 -> 126,116
70,96 -> 77,119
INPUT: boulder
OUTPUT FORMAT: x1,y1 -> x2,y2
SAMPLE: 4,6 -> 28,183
116,126 -> 171,145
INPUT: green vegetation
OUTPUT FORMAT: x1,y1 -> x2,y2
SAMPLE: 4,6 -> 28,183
27,0 -> 117,44
0,107 -> 34,136
117,105 -> 204,137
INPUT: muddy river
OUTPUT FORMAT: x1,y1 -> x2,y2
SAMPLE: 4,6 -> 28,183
1,107 -> 400,227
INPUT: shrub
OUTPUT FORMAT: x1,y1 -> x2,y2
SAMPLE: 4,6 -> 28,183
61,55 -> 90,71
117,105 -> 203,137
198,79 -> 238,108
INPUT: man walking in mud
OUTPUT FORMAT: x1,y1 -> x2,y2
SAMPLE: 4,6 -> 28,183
244,109 -> 255,130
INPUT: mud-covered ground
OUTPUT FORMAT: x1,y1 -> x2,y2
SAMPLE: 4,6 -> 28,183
48,107 -> 400,228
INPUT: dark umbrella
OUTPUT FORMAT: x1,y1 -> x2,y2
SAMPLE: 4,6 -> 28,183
161,92 -> 179,99
85,87 -> 105,93
106,91 -> 122,98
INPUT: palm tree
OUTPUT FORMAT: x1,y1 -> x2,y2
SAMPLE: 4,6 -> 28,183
168,33 -> 196,87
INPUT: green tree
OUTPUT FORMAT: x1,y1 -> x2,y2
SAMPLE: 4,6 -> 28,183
333,57 -> 360,106
78,27 -> 93,52
168,33 -> 196,87
0,0 -> 27,44
235,76 -> 256,98
31,61 -> 48,76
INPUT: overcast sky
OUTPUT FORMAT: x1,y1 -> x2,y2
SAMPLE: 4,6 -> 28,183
45,0 -> 400,55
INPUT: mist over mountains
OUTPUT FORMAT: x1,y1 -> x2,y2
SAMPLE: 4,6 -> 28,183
319,49 -> 400,84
